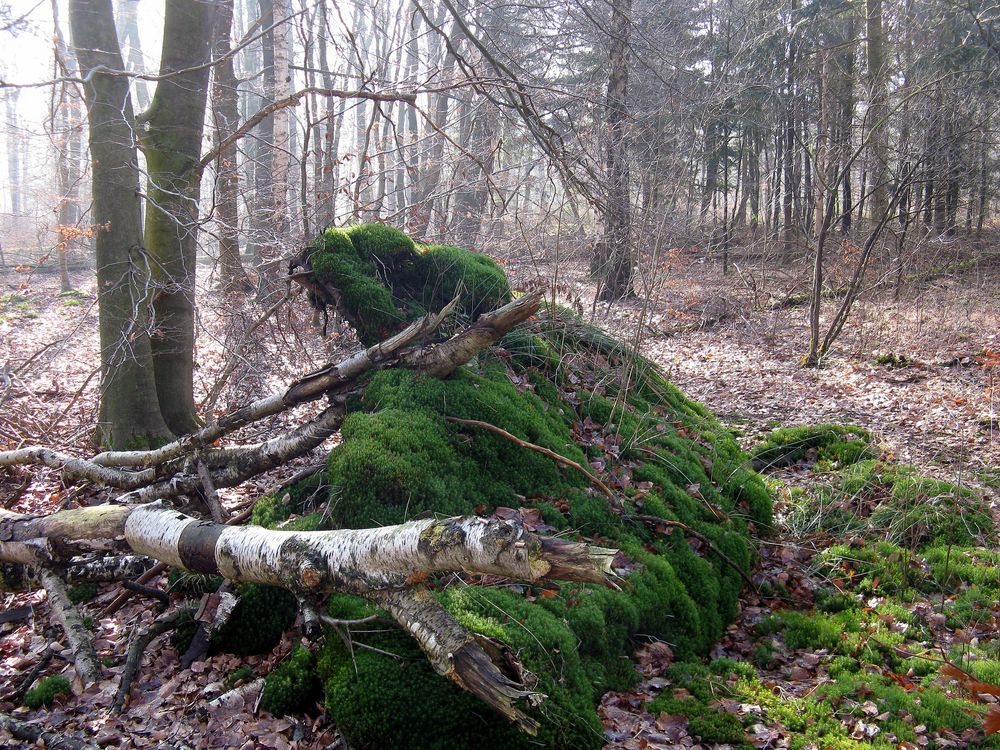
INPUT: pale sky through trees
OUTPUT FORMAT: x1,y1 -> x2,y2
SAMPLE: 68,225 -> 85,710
0,0 -> 164,215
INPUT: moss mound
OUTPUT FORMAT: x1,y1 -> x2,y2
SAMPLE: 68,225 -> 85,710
227,228 -> 771,748
313,326 -> 768,746
307,224 -> 511,345
261,646 -> 322,716
750,424 -> 873,471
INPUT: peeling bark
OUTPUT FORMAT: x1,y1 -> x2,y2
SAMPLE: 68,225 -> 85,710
0,502 -> 615,724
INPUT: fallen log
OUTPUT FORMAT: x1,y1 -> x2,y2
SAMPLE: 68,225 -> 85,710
0,502 -> 614,725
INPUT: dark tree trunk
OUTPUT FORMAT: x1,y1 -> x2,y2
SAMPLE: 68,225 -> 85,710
212,0 -> 248,293
596,0 -> 634,301
141,0 -> 219,435
68,0 -> 172,448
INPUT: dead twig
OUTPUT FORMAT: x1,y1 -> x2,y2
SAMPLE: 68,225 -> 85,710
445,416 -> 616,500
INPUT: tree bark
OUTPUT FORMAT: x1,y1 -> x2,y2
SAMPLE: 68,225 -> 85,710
212,0 -> 249,293
69,0 -> 172,449
596,0 -> 634,301
865,0 -> 889,220
141,0 -> 218,436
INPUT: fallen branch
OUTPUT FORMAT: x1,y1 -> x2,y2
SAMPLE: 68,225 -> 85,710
446,416 -> 616,500
112,607 -> 193,714
1,502 -> 616,722
0,713 -> 100,750
38,568 -> 102,686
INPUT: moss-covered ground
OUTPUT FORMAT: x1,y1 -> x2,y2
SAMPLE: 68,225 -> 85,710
623,425 -> 999,750
180,225 -> 773,748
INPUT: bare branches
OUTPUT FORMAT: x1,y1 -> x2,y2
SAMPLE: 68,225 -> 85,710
198,86 -> 418,174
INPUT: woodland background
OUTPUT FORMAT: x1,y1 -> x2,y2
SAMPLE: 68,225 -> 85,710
0,0 -> 998,747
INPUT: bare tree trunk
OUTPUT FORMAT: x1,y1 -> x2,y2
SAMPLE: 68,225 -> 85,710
246,0 -> 275,263
781,0 -> 798,255
269,0 -> 293,251
316,1 -> 339,228
4,91 -> 21,216
113,0 -> 150,112
68,0 -> 172,448
212,0 -> 249,293
141,0 -> 219,436
410,16 -> 459,238
50,0 -> 83,293
450,103 -> 498,248
865,0 -> 889,219
595,0 -> 634,301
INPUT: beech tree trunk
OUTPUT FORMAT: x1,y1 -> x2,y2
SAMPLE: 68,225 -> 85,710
68,0 -> 172,449
141,0 -> 218,436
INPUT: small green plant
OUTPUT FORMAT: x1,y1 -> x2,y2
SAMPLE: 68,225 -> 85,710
226,666 -> 254,689
24,675 -> 71,709
68,583 -> 98,604
750,424 -> 873,471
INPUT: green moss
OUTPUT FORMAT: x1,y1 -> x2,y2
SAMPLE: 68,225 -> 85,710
687,713 -> 746,744
310,228 -> 404,344
24,675 -> 71,709
768,610 -> 846,651
211,583 -> 298,656
226,227 -> 776,743
312,340 -> 770,748
750,424 -> 873,471
923,545 -> 1000,588
835,461 -> 994,546
319,590 -> 603,750
411,244 -> 511,321
67,583 -> 97,604
261,646 -> 321,716
819,541 -> 921,595
226,666 -> 253,689
306,225 -> 510,346
347,222 -> 416,259
251,472 -> 329,529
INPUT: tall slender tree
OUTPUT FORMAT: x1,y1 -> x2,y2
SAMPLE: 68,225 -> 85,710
68,0 -> 172,447
140,0 -> 219,435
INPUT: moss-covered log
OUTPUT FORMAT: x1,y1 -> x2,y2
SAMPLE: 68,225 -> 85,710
253,224 -> 772,748
1,224 -> 773,747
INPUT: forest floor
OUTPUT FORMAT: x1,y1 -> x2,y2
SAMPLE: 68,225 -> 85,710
1,240 -> 998,748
